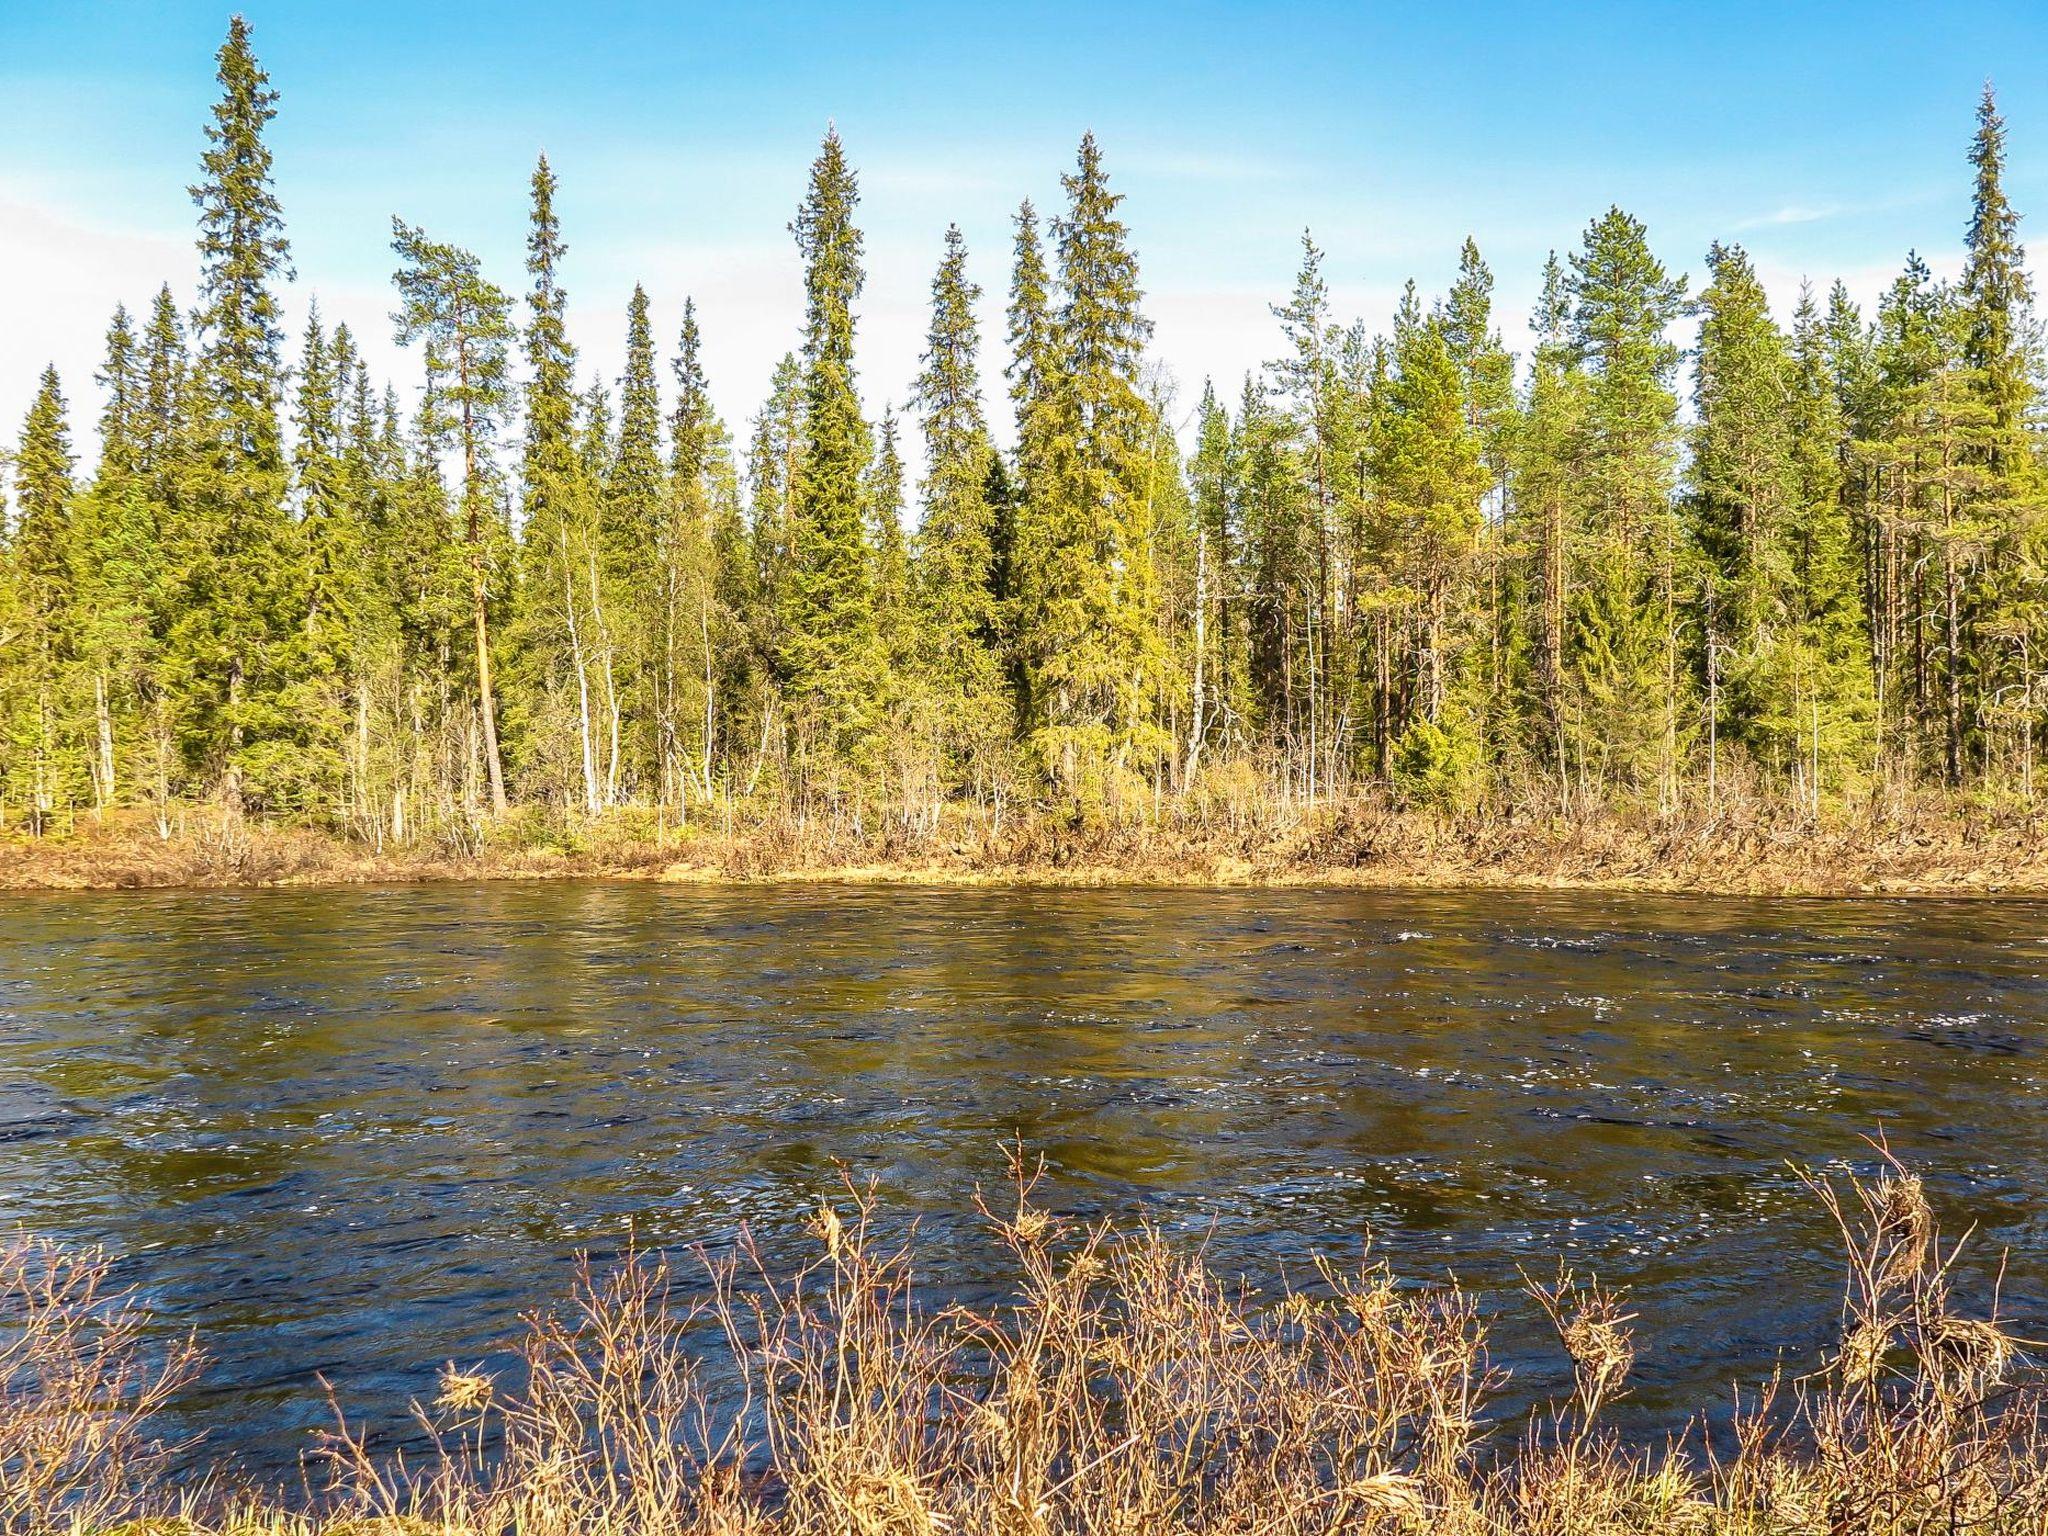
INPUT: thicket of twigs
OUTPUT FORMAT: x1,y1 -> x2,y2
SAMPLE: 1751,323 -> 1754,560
3,1153 -> 2046,1535
5,778 -> 2048,894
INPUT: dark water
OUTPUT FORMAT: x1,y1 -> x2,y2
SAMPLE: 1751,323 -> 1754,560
2,882 -> 2046,1477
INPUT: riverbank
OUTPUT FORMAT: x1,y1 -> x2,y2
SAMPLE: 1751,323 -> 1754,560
4,793 -> 2047,896
6,1158 -> 2041,1536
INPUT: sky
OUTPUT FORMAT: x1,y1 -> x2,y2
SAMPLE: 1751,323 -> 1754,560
3,0 -> 2047,471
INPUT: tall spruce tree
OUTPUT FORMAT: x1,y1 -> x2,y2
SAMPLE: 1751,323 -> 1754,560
1565,207 -> 1688,798
1011,133 -> 1159,811
5,368 -> 77,827
911,224 -> 1004,786
663,299 -> 736,802
1959,84 -> 2046,782
608,282 -> 666,799
780,127 -> 877,772
1786,281 -> 1877,797
69,309 -> 160,811
1373,311 -> 1489,806
1689,240 -> 1796,777
176,14 -> 296,809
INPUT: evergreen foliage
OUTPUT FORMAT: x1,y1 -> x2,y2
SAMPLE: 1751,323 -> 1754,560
5,32 -> 2046,838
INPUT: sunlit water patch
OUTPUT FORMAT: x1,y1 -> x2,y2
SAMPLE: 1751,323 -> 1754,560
1,883 -> 2045,1477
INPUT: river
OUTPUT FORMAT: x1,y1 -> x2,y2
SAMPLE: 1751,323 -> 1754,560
2,882 -> 2044,1476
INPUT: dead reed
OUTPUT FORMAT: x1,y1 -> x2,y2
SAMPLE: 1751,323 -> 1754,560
3,1150 -> 2044,1535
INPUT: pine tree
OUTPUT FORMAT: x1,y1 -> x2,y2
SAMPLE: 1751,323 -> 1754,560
1513,252 -> 1591,795
1183,378 -> 1243,776
391,218 -> 516,814
1265,233 -> 1351,792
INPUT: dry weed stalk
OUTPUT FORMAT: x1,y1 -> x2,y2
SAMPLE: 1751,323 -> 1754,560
6,1154 -> 2048,1535
0,1235 -> 200,1536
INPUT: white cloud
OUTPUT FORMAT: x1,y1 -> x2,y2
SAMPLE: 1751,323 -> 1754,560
1735,203 -> 1845,230
0,194 -> 188,451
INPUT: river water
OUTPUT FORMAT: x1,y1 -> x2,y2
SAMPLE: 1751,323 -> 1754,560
2,882 -> 2045,1477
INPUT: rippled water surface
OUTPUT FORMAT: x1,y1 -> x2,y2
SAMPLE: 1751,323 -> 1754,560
3,882 -> 2046,1475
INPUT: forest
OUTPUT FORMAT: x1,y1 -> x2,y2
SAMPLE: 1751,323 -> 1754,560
1,18 -> 2042,858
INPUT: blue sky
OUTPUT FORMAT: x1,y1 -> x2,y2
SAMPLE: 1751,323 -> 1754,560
3,1 -> 2045,461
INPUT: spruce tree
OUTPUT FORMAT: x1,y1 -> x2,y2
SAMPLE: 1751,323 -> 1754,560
1373,313 -> 1488,806
1961,85 -> 2036,469
1011,134 -> 1159,810
1565,207 -> 1688,797
868,408 -> 912,675
522,154 -> 578,517
746,350 -> 803,668
70,309 -> 161,810
1240,366 -> 1312,760
1959,84 -> 2046,782
663,299 -> 737,802
176,14 -> 296,809
1689,240 -> 1796,774
1266,233 -> 1349,792
510,155 -> 609,813
609,282 -> 665,797
780,128 -> 877,771
1786,281 -> 1877,797
911,224 -> 1004,785
1866,253 -> 1973,778
7,367 -> 78,827
288,306 -> 367,814
1438,239 -> 1519,757
138,285 -> 187,485
1184,378 -> 1243,775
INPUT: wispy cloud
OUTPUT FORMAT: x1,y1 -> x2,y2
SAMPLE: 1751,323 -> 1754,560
1733,186 -> 1949,233
1736,202 -> 1845,229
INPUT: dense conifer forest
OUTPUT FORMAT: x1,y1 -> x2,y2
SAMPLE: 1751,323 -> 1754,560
3,19 -> 2044,857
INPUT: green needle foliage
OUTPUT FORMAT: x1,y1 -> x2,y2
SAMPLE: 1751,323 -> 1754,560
5,22 -> 2048,842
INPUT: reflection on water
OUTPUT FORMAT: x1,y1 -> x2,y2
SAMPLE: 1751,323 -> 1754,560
1,882 -> 2045,1475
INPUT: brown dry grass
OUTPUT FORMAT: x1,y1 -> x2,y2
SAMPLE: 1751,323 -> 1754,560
5,1151 -> 2046,1536
5,785 -> 2048,895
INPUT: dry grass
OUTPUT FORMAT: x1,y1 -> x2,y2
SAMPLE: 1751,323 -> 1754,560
7,786 -> 2048,896
4,1151 -> 2046,1536
0,1238 -> 199,1536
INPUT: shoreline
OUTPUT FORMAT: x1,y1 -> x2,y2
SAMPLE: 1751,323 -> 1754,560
5,808 -> 2048,899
